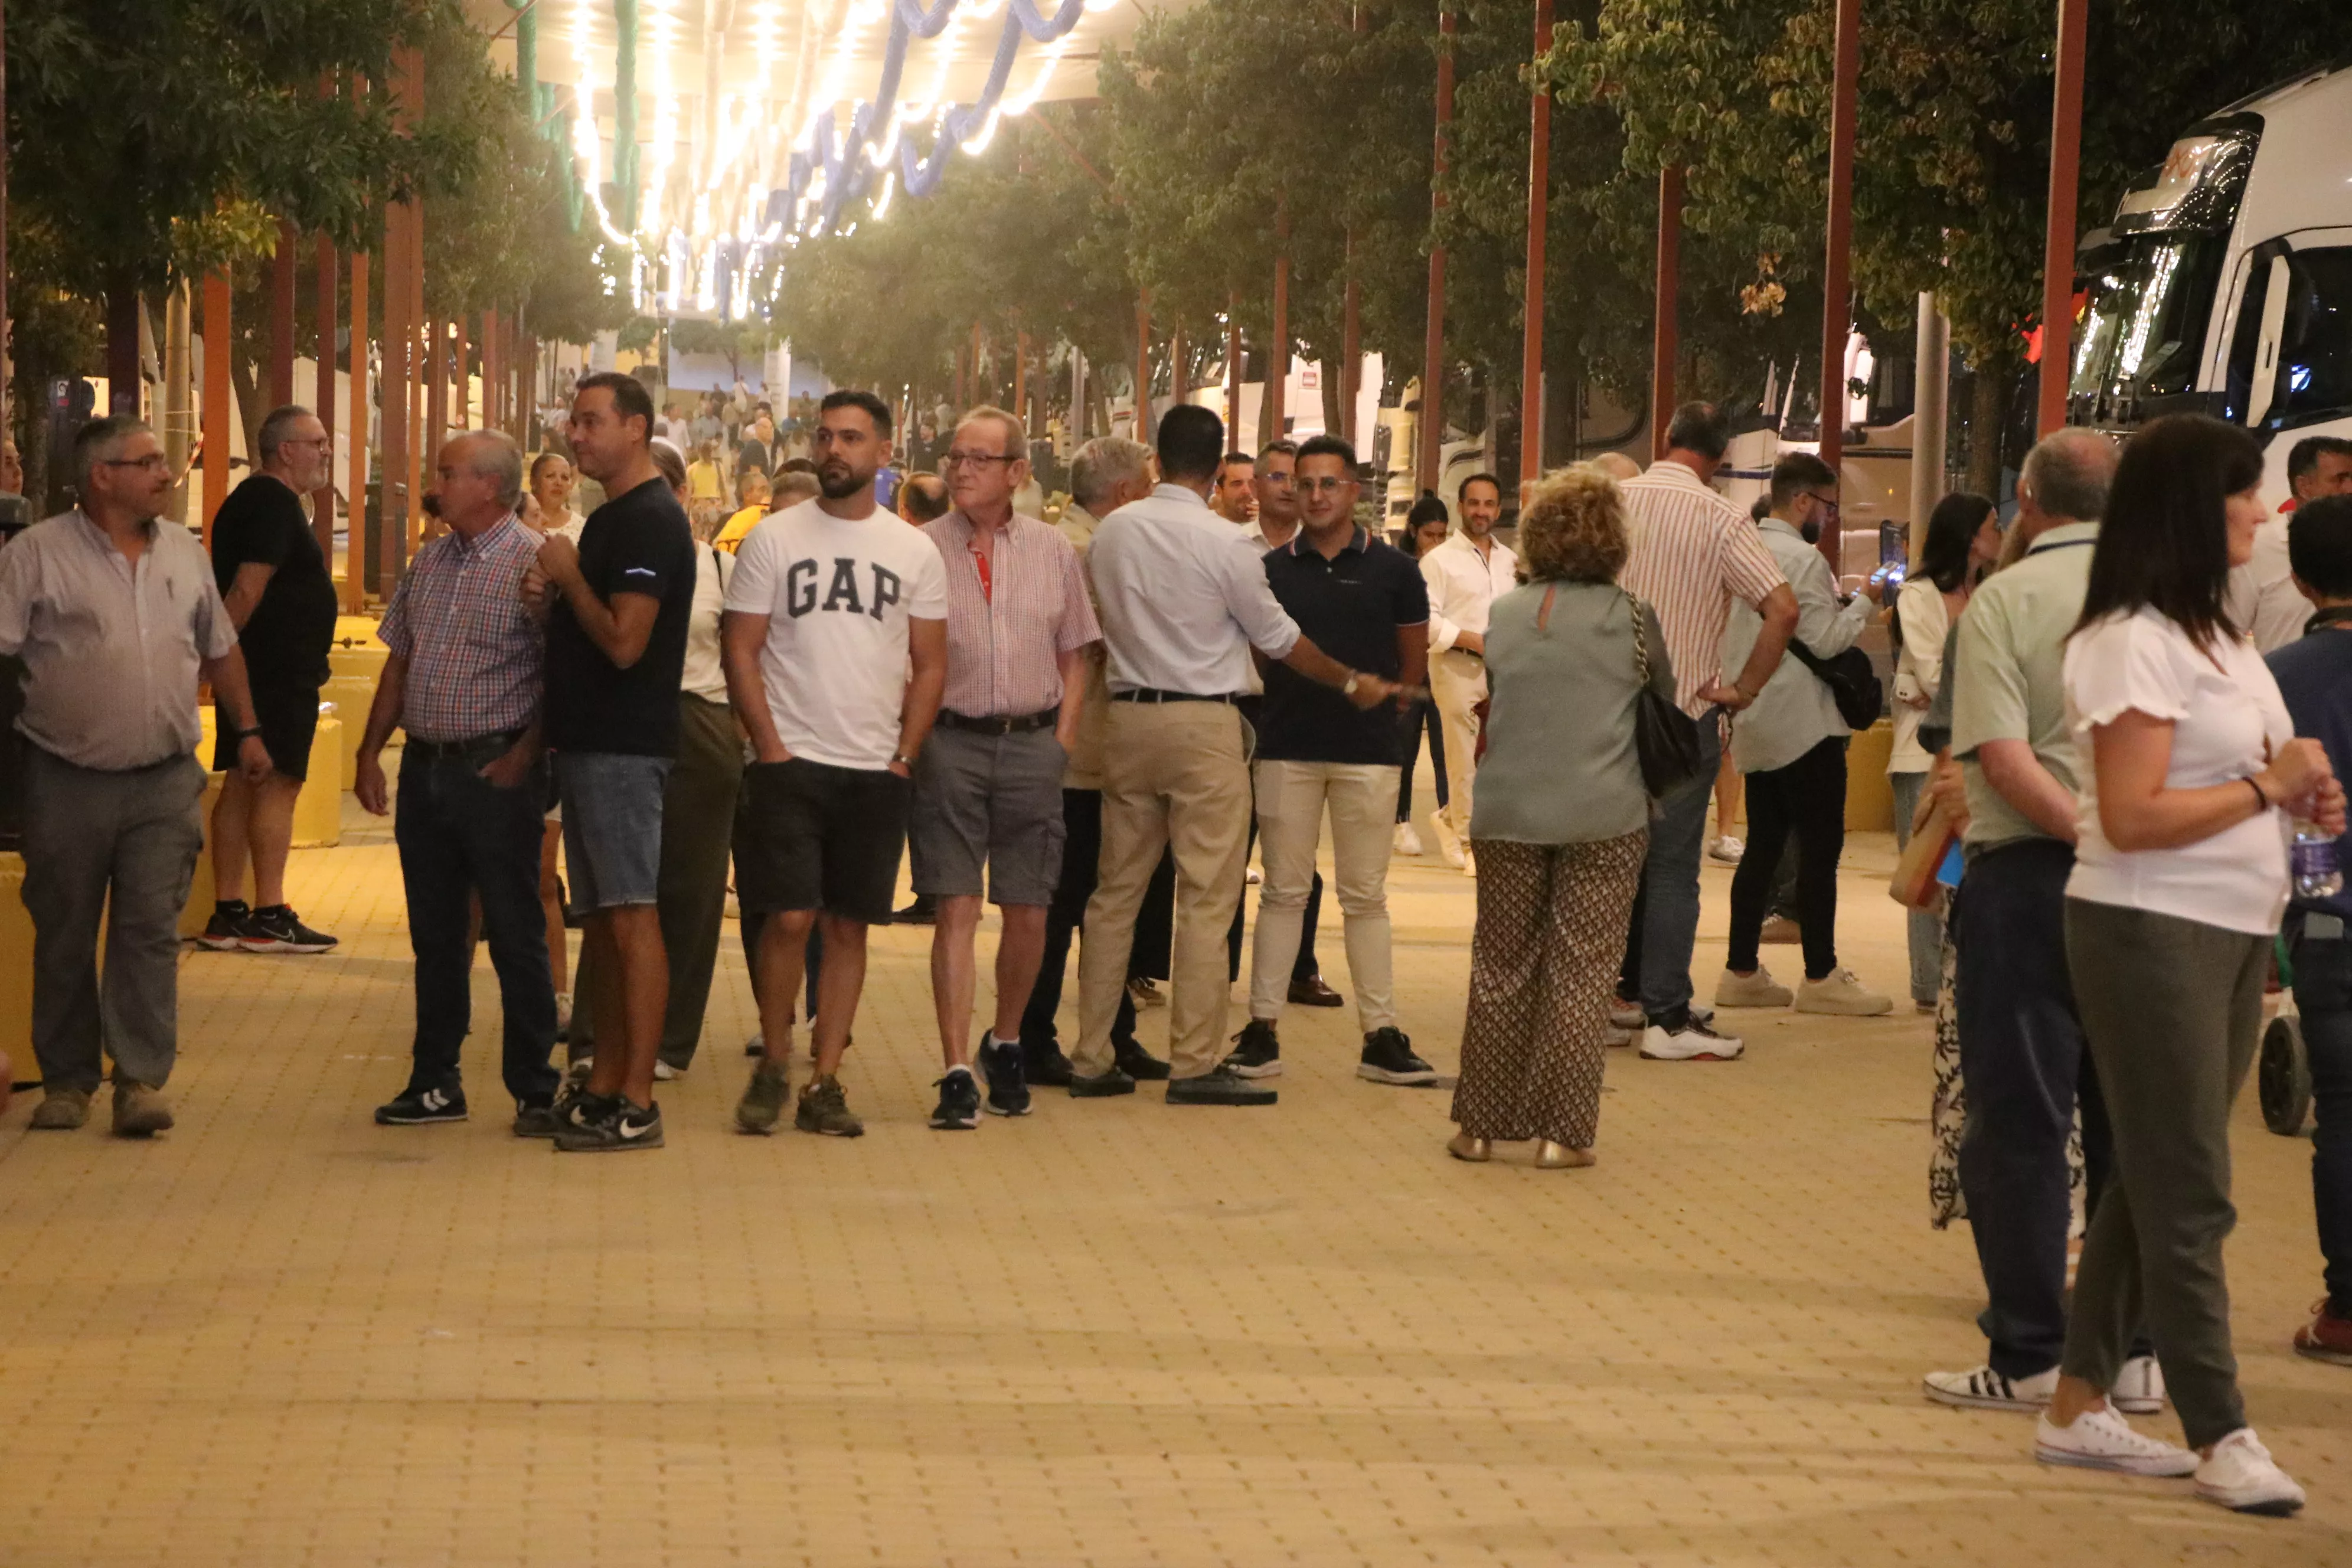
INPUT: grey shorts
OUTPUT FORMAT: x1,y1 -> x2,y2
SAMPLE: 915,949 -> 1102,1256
909,724 -> 1067,906
557,750 -> 672,912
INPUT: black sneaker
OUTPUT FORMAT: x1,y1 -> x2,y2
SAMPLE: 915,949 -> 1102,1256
375,1084 -> 468,1125
512,1102 -> 561,1138
893,895 -> 938,926
1166,1066 -> 1278,1106
1068,1067 -> 1136,1098
930,1066 -> 982,1130
1222,1020 -> 1282,1079
795,1074 -> 865,1137
1358,1027 -> 1439,1085
198,900 -> 259,952
1021,1035 -> 1075,1088
978,1035 -> 1031,1117
243,905 -> 337,954
553,1095 -> 664,1151
1113,1037 -> 1172,1081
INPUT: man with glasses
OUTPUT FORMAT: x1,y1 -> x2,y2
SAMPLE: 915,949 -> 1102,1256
1711,451 -> 1887,1020
197,405 -> 342,956
3,417 -> 275,1136
909,407 -> 1100,1128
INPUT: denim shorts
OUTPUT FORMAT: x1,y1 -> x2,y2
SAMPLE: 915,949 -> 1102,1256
557,751 -> 672,912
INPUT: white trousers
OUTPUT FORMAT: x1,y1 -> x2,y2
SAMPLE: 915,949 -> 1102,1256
1248,759 -> 1403,1033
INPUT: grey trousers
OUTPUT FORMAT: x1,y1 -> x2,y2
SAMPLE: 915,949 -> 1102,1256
2061,897 -> 2269,1449
22,747 -> 207,1093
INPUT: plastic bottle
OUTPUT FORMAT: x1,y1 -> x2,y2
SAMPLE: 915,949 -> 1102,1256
2292,820 -> 2344,900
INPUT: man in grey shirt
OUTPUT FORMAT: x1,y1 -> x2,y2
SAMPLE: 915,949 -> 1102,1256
0,417 -> 272,1136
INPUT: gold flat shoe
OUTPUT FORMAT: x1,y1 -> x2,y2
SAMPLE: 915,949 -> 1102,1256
1533,1141 -> 1595,1170
1446,1132 -> 1492,1163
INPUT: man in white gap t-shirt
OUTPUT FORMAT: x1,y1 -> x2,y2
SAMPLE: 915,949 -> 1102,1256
722,390 -> 948,1140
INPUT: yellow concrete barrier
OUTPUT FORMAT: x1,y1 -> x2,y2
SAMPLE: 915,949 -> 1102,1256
294,716 -> 343,848
1846,719 -> 1895,832
0,854 -> 34,1077
326,636 -> 391,790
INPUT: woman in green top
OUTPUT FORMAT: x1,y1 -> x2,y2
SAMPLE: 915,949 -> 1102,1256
1448,466 -> 1673,1170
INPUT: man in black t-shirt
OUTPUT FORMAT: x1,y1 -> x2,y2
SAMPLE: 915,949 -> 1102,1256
201,404 -> 341,956
1225,435 -> 1439,1088
536,372 -> 696,1152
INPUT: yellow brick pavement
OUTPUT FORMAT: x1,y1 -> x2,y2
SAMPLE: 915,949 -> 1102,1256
1,793 -> 2347,1566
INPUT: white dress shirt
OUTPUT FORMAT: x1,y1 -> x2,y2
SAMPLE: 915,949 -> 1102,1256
1720,517 -> 1873,775
1089,483 -> 1301,695
2224,512 -> 2310,653
1420,530 -> 1518,652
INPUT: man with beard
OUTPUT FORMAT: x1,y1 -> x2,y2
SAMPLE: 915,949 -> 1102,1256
724,390 -> 948,1138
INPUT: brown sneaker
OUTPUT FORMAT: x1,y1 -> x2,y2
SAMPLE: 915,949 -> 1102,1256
111,1081 -> 175,1137
2293,1298 -> 2352,1367
793,1073 -> 864,1138
28,1087 -> 92,1130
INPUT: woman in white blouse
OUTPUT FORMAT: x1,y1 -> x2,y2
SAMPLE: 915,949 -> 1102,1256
2035,414 -> 2345,1514
1887,492 -> 2000,1007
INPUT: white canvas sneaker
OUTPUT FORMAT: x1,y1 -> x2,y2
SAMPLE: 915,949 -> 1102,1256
1393,821 -> 1425,857
2194,1429 -> 2305,1515
2034,1406 -> 2198,1476
1714,965 -> 1795,1008
2112,1354 -> 2166,1415
1922,1364 -> 2057,1412
1795,967 -> 1893,1016
1430,817 -> 1466,869
1639,1018 -> 1745,1061
1708,835 -> 1745,864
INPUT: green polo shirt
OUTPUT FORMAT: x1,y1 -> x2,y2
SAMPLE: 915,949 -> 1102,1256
1950,520 -> 2101,852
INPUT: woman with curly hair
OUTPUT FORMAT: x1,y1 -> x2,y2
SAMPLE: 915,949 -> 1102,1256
1446,466 -> 1671,1170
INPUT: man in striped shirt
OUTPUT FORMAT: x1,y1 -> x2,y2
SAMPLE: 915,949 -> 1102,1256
1616,403 -> 1799,1062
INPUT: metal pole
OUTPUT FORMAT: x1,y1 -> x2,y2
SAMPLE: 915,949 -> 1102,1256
1519,0 -> 1552,486
269,221 -> 298,408
1418,5 -> 1455,496
1268,206 -> 1290,443
2039,0 -> 2090,437
313,233 -> 338,566
1651,165 -> 1683,463
346,244 -> 368,612
200,272 -> 232,540
1818,0 -> 1861,565
1909,290 -> 1950,559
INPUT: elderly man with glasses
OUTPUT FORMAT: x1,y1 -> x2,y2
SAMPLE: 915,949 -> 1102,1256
1,417 -> 273,1136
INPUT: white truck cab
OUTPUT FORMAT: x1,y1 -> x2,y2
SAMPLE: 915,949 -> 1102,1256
2069,64 -> 2352,509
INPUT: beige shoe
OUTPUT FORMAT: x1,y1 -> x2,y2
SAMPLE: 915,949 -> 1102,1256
1430,817 -> 1466,869
1714,966 -> 1794,1008
1759,914 -> 1802,944
1795,968 -> 1893,1017
1461,845 -> 1477,878
111,1081 -> 175,1136
29,1087 -> 92,1130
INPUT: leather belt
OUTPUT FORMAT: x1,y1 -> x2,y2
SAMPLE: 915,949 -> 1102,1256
405,729 -> 525,759
935,708 -> 1059,736
1111,689 -> 1239,705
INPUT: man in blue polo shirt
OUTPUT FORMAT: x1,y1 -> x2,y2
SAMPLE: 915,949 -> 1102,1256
1224,434 -> 1436,1086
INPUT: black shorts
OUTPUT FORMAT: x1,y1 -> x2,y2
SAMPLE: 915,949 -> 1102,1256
215,685 -> 321,782
734,758 -> 911,926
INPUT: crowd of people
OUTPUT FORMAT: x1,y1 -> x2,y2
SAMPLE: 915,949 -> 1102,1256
2,369 -> 2349,1519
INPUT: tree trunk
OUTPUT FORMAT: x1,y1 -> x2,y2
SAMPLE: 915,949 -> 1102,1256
106,280 -> 142,419
230,335 -> 265,481
1964,364 -> 2006,500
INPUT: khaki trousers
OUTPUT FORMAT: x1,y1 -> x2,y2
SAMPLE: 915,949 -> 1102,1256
1075,701 -> 1253,1079
1248,759 -> 1401,1032
1427,648 -> 1486,842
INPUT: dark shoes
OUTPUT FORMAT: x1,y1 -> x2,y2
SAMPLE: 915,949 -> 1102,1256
376,1084 -> 468,1125
512,1102 -> 562,1138
930,1066 -> 982,1130
1167,1066 -> 1278,1106
736,1059 -> 789,1134
554,1095 -> 664,1151
978,1035 -> 1031,1117
1113,1037 -> 1171,1080
1021,1036 -> 1076,1087
1069,1067 -> 1137,1098
796,1074 -> 865,1136
1288,974 -> 1344,1008
207,901 -> 337,954
197,901 -> 260,952
893,895 -> 939,926
1223,1020 -> 1282,1079
1358,1027 -> 1439,1085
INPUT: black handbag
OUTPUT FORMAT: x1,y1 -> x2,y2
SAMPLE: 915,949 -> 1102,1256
1783,638 -> 1884,730
1626,593 -> 1704,801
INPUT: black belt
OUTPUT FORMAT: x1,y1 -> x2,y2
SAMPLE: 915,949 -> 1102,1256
935,708 -> 1059,735
1112,689 -> 1239,705
406,729 -> 525,759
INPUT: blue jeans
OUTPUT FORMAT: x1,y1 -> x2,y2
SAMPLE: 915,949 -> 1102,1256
2290,925 -> 2352,1315
1889,770 -> 1942,1005
396,743 -> 561,1106
1620,708 -> 1721,1027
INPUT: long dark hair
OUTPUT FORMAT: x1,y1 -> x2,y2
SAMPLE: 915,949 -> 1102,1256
1892,491 -> 1996,648
2073,413 -> 2264,652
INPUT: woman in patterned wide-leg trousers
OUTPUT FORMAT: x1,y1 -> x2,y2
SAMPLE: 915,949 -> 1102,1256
1451,829 -> 1648,1157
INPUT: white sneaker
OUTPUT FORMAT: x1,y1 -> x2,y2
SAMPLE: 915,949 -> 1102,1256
2195,1428 -> 2305,1515
1609,1001 -> 1645,1031
1603,1024 -> 1634,1048
652,1060 -> 681,1082
1923,1364 -> 2057,1412
1393,822 -> 1425,857
1709,835 -> 1745,864
2034,1406 -> 2198,1476
1431,818 -> 1466,869
1794,967 -> 1893,1017
1714,965 -> 1794,1008
1639,1017 -> 1745,1061
1246,867 -> 1263,886
2113,1354 -> 2166,1415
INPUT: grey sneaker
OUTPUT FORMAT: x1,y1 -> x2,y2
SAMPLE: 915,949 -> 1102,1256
28,1087 -> 91,1130
795,1073 -> 865,1137
111,1081 -> 175,1137
736,1058 -> 789,1135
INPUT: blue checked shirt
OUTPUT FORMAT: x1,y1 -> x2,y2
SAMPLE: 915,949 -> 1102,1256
377,515 -> 545,742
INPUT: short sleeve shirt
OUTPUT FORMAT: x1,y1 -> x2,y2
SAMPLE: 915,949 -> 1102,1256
210,473 -> 337,688
2268,627 -> 2352,922
1952,522 -> 2101,851
544,478 -> 696,757
1257,528 -> 1430,764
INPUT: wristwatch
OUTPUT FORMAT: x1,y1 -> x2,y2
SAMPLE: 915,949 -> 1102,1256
1341,671 -> 1362,697
235,725 -> 264,742
891,752 -> 916,769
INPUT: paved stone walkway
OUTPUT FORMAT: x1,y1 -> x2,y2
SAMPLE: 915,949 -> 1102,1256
1,795 -> 2346,1565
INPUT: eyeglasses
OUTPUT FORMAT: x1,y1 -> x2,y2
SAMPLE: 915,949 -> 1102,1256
1295,476 -> 1352,496
942,450 -> 1018,470
100,454 -> 171,472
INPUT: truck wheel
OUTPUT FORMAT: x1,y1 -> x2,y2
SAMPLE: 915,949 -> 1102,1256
2260,1014 -> 2314,1136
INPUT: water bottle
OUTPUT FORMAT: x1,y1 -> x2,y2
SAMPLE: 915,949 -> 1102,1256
2293,820 -> 2344,900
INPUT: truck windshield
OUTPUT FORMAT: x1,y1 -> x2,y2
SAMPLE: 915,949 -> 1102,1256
2069,233 -> 2227,424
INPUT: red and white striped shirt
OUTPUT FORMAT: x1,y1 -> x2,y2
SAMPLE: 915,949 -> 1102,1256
923,508 -> 1102,718
1618,460 -> 1786,717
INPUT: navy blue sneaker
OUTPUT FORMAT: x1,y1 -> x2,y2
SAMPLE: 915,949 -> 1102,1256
930,1067 -> 982,1131
375,1084 -> 467,1125
978,1034 -> 1031,1117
